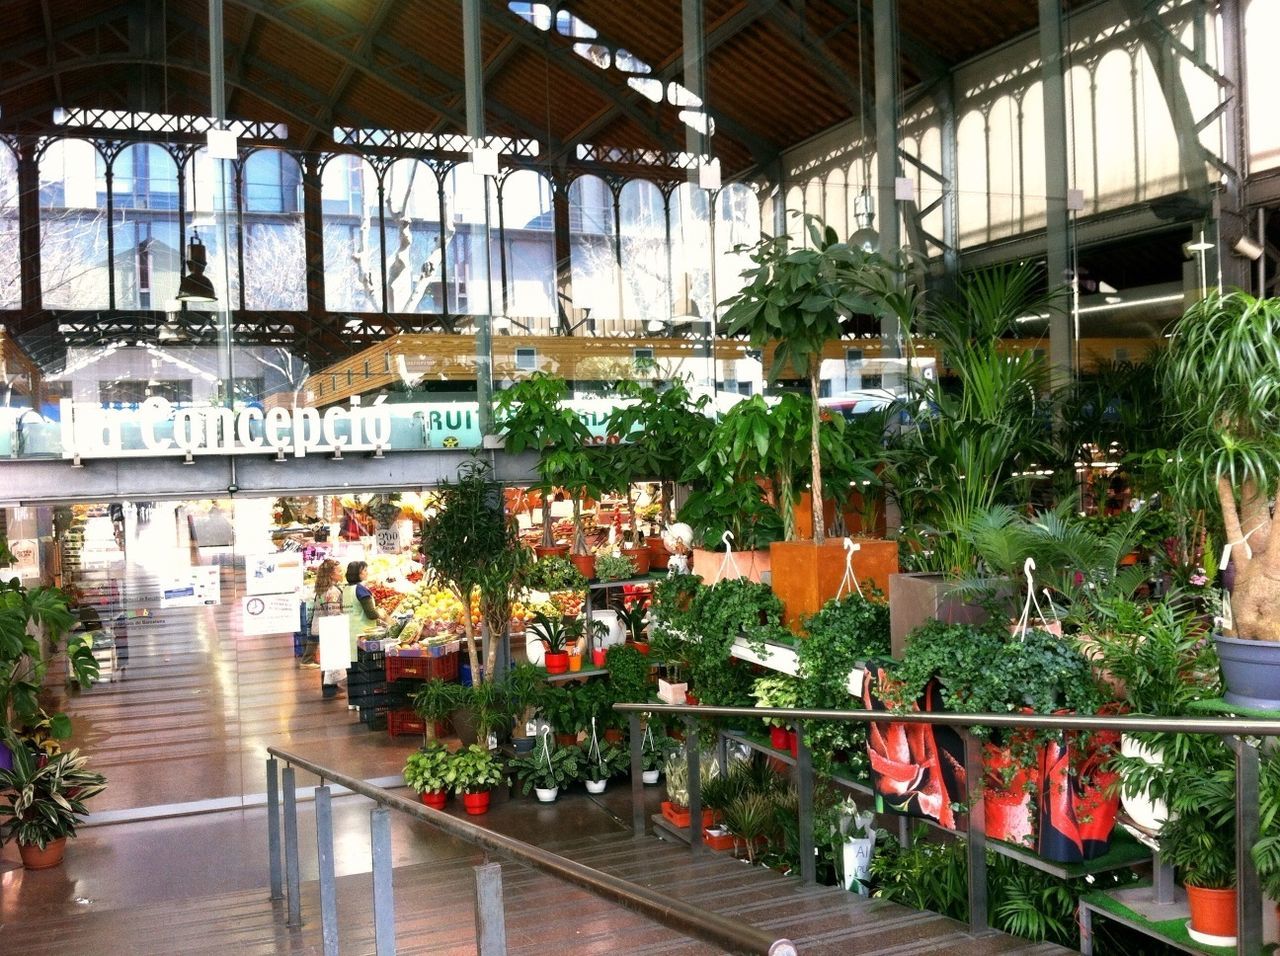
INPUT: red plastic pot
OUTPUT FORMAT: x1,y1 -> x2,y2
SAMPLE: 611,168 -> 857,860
769,726 -> 790,751
788,729 -> 799,758
591,648 -> 607,667
630,641 -> 649,655
1186,884 -> 1237,940
462,791 -> 491,816
420,789 -> 447,810
543,651 -> 570,674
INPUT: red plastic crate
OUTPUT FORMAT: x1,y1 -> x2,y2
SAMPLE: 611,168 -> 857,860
386,651 -> 459,683
387,708 -> 427,738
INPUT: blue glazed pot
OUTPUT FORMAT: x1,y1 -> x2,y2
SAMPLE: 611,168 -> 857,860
1214,634 -> 1280,710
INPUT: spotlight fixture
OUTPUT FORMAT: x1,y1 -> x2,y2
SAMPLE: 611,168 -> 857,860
71,454 -> 83,469
175,232 -> 217,302
183,451 -> 195,465
1234,236 -> 1264,261
273,449 -> 286,463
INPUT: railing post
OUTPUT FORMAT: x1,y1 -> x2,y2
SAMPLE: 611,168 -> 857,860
282,765 -> 302,927
630,712 -> 645,836
474,861 -> 509,955
685,716 -> 702,851
962,731 -> 987,935
267,756 -> 283,902
1235,738 -> 1262,956
371,806 -> 396,956
794,719 -> 815,884
315,786 -> 340,956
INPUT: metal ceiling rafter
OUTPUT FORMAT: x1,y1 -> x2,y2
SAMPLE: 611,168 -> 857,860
549,0 -> 782,168
302,0 -> 399,151
746,0 -> 863,109
0,53 -> 373,144
223,0 -> 553,147
482,5 -> 686,156
38,0 -> 63,105
1,8 -> 126,67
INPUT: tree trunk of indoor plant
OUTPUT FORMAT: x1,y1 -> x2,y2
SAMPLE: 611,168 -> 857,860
809,362 -> 825,545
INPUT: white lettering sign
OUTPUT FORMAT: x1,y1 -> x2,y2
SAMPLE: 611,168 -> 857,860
60,397 -> 393,460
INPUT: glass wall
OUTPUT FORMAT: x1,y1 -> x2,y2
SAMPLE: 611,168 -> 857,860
0,143 -> 18,310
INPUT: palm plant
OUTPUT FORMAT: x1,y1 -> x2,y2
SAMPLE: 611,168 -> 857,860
528,610 -> 569,653
720,791 -> 777,864
888,262 -> 1055,574
1159,291 -> 1280,641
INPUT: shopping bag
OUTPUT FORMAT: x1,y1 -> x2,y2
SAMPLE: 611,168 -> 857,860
318,615 -> 351,671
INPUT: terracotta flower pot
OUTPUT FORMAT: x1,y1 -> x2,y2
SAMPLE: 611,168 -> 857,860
543,651 -> 570,674
646,535 -> 670,569
604,728 -> 624,744
1186,884 -> 1237,943
420,789 -> 447,810
462,791 -> 491,815
555,732 -> 579,748
630,640 -> 649,655
770,538 -> 899,633
621,546 -> 651,575
19,837 -> 66,870
535,544 -> 570,560
569,552 -> 597,581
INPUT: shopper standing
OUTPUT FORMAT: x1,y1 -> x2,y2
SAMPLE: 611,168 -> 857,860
303,559 -> 341,676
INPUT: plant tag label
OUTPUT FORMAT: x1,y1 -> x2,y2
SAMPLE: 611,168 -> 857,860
525,722 -> 537,737
487,732 -> 498,750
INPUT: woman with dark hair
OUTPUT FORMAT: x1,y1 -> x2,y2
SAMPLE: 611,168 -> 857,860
346,560 -> 387,626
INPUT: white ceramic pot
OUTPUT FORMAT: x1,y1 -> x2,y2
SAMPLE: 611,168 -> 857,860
585,779 -> 607,794
524,632 -> 546,667
592,609 -> 625,648
534,786 -> 559,803
1120,734 -> 1173,833
642,769 -> 660,785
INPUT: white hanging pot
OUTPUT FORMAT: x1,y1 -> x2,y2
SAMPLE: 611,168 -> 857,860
534,786 -> 559,803
642,769 -> 660,785
585,779 -> 607,794
1120,734 -> 1174,833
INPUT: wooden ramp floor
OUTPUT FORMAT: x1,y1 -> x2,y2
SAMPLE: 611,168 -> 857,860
2,830 -> 1069,956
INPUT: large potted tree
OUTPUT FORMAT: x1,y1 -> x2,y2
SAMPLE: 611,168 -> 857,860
418,459 -> 522,686
1159,290 -> 1280,707
720,218 -> 905,628
493,373 -> 594,558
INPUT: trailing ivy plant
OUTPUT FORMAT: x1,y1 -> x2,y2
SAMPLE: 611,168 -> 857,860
605,643 -> 652,704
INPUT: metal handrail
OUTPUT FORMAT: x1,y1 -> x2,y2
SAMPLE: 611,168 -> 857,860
264,745 -> 797,956
615,702 -> 1280,735
614,701 -> 1272,956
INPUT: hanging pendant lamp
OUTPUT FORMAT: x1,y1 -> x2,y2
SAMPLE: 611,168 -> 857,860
176,231 -> 217,302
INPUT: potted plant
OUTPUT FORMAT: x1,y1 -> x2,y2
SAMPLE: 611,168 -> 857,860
448,744 -> 506,815
509,735 -> 584,802
0,740 -> 106,869
617,600 -> 648,652
504,662 -> 543,754
528,610 -> 572,675
1147,736 -> 1238,945
1090,599 -> 1218,831
752,673 -> 801,754
535,683 -> 580,746
640,725 -> 676,784
587,617 -> 610,668
411,678 -> 463,743
494,372 -> 595,557
449,680 -> 513,749
661,748 -> 718,829
1,538 -> 98,765
524,556 -> 587,595
719,218 -> 905,624
678,481 -> 783,584
403,742 -> 453,809
720,791 -> 777,864
582,740 -> 630,793
1159,291 -> 1280,706
594,552 -> 638,583
417,460 -> 522,686
605,643 -> 652,705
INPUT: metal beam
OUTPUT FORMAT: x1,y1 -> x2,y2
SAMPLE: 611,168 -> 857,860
873,0 -> 901,375
751,0 -> 862,110
38,0 -> 63,106
683,0 -> 707,166
225,0 -> 552,147
550,1 -> 782,168
1040,0 -> 1073,386
302,0 -> 397,152
1218,0 -> 1249,289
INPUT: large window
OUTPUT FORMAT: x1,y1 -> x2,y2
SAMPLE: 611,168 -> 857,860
667,182 -> 712,323
619,179 -> 668,326
713,183 -> 760,316
114,144 -> 182,310
0,144 -> 18,309
182,147 -> 240,310
443,162 -> 497,318
241,149 -> 305,310
322,154 -> 382,312
568,174 -> 619,323
499,169 -> 555,320
383,158 -> 443,315
39,139 -> 109,308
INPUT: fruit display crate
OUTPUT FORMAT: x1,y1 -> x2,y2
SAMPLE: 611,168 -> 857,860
387,707 -> 428,738
386,651 -> 459,683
